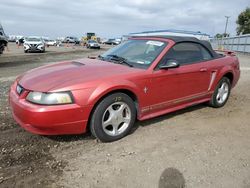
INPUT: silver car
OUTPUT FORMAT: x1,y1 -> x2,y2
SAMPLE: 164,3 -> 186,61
24,37 -> 45,53
86,40 -> 100,49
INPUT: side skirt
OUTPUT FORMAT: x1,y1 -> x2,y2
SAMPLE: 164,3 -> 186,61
138,98 -> 210,121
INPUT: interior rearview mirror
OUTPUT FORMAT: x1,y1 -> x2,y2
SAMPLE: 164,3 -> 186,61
159,59 -> 180,69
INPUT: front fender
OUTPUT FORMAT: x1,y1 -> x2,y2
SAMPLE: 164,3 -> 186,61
87,79 -> 141,106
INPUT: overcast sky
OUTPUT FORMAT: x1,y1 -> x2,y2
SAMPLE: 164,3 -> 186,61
0,0 -> 249,38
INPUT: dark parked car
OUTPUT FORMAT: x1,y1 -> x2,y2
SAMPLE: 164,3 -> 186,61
104,39 -> 118,45
0,24 -> 8,54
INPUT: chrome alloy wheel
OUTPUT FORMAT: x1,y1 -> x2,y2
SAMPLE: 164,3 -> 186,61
216,82 -> 229,104
102,102 -> 131,136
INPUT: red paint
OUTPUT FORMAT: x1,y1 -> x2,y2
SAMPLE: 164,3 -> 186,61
9,37 -> 240,135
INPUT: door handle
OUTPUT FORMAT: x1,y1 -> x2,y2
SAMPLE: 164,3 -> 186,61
200,68 -> 207,72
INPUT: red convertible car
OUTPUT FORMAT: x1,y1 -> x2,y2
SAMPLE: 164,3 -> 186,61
9,36 -> 240,142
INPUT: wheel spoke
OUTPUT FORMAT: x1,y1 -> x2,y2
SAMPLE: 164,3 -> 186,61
107,106 -> 116,116
221,83 -> 226,90
123,117 -> 130,124
116,103 -> 126,114
103,116 -> 113,128
112,124 -> 119,135
216,93 -> 221,100
224,85 -> 229,92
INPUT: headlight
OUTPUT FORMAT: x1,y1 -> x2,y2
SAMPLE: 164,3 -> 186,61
26,91 -> 74,105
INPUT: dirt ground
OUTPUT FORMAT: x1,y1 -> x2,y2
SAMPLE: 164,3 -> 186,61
0,45 -> 250,188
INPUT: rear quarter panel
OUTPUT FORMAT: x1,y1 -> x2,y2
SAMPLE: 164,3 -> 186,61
209,55 -> 240,91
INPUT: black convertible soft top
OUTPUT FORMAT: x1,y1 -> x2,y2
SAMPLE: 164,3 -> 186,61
132,35 -> 220,58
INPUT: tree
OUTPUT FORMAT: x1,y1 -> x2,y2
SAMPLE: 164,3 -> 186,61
215,33 -> 229,38
236,7 -> 250,35
215,33 -> 223,38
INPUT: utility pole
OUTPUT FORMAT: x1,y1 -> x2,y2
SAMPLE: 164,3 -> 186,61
224,16 -> 230,36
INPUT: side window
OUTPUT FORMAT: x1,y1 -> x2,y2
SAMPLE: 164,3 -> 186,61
159,42 -> 212,66
200,46 -> 212,60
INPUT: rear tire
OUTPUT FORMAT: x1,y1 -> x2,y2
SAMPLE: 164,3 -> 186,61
90,93 -> 136,142
209,77 -> 231,108
0,44 -> 4,54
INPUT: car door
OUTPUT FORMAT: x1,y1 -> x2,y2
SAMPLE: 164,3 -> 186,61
147,42 -> 213,113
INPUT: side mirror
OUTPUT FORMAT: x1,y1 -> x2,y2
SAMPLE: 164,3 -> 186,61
159,59 -> 180,69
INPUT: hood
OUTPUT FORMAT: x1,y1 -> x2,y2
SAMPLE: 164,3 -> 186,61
25,41 -> 43,45
18,58 -> 143,92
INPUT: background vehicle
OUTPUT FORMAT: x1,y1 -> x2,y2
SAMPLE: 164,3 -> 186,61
8,35 -> 17,42
15,35 -> 25,45
0,24 -> 8,54
23,36 -> 45,53
104,39 -> 117,45
82,32 -> 100,45
63,36 -> 80,44
114,38 -> 121,45
9,36 -> 240,142
86,40 -> 100,49
46,39 -> 57,46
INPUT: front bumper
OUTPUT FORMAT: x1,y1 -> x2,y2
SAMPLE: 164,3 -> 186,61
9,83 -> 90,135
89,44 -> 100,48
24,44 -> 45,52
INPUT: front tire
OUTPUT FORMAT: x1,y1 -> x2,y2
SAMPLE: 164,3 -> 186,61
209,77 -> 231,108
90,93 -> 136,142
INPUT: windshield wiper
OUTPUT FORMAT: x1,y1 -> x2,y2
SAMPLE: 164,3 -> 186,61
107,54 -> 133,67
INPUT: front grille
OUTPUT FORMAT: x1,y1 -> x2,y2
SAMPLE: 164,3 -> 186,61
16,84 -> 24,95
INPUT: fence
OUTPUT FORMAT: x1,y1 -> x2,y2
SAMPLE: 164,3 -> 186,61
210,34 -> 250,53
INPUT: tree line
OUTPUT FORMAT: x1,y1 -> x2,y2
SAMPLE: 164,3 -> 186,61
215,7 -> 250,38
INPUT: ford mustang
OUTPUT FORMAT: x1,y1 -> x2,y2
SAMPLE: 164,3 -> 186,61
9,36 -> 240,142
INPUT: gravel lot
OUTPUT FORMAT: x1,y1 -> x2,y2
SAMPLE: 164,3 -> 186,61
0,46 -> 250,188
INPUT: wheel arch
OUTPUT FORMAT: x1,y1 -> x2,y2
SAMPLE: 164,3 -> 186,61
212,66 -> 235,91
223,72 -> 234,84
86,88 -> 140,131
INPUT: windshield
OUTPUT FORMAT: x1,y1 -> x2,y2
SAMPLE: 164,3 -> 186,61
26,37 -> 42,42
101,39 -> 167,69
88,40 -> 96,43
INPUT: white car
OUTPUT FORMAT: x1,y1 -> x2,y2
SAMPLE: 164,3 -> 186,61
46,40 -> 57,46
24,37 -> 45,53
